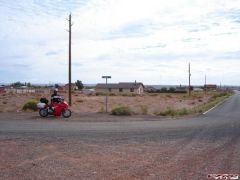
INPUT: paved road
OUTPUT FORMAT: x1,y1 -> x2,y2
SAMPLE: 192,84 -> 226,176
0,92 -> 240,179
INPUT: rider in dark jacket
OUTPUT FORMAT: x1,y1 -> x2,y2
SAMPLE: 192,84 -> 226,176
51,89 -> 61,103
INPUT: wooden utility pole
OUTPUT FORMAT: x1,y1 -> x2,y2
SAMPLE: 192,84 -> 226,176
67,13 -> 73,106
188,63 -> 191,96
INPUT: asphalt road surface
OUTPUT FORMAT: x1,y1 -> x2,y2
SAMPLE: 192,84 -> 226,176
0,92 -> 240,179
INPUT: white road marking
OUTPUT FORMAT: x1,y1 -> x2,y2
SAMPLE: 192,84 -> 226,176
203,97 -> 230,115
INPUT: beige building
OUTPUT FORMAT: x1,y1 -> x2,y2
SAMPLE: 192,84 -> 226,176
95,82 -> 144,94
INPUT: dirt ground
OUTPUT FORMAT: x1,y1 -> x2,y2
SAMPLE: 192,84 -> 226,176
0,92 -> 238,179
0,92 -> 211,115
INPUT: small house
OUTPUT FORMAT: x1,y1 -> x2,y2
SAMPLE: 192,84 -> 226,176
204,84 -> 217,90
95,82 -> 144,94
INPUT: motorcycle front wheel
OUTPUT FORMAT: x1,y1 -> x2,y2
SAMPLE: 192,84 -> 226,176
39,108 -> 48,117
62,109 -> 71,118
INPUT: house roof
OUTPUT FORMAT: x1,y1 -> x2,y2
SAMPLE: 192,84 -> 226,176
96,82 -> 144,89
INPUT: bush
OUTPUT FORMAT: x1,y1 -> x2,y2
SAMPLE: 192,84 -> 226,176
121,93 -> 137,97
98,106 -> 105,113
177,108 -> 189,116
158,107 -> 176,116
149,93 -> 158,96
169,87 -> 176,92
160,87 -> 167,92
109,93 -> 116,96
139,105 -> 148,115
76,99 -> 83,103
22,99 -> 38,111
156,107 -> 189,116
96,92 -> 107,96
111,105 -> 132,116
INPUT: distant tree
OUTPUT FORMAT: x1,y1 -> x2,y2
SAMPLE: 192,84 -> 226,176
160,87 -> 167,92
75,80 -> 84,90
169,87 -> 176,92
12,81 -> 24,87
27,82 -> 31,87
54,84 -> 59,88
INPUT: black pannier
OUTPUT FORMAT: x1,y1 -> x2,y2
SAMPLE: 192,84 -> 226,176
40,98 -> 49,104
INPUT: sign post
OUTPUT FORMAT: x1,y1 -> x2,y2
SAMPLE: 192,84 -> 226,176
102,76 -> 111,113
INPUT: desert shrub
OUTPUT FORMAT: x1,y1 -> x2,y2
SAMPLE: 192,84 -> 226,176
149,93 -> 158,96
76,99 -> 83,103
177,108 -> 189,116
139,105 -> 148,115
166,94 -> 172,98
109,93 -> 116,96
121,93 -> 137,97
157,107 -> 176,116
22,99 -> 38,111
156,107 -> 189,116
169,87 -> 176,92
160,87 -> 167,92
98,106 -> 105,113
111,105 -> 132,116
96,92 -> 107,96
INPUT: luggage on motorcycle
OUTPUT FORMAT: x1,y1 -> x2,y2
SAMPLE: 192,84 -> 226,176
37,102 -> 46,109
40,98 -> 48,104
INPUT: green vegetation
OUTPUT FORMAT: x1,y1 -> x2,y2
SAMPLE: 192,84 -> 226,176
156,107 -> 188,116
75,80 -> 84,90
96,92 -> 137,97
139,105 -> 148,115
189,91 -> 234,114
111,105 -> 132,116
96,92 -> 107,96
121,93 -> 137,97
22,99 -> 38,111
11,81 -> 25,87
109,93 -> 116,96
98,106 -> 105,113
156,90 -> 234,117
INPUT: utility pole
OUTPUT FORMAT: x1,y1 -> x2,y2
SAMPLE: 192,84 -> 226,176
67,13 -> 73,106
188,63 -> 191,96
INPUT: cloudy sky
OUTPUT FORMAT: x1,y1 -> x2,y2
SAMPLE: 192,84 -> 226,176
0,0 -> 240,85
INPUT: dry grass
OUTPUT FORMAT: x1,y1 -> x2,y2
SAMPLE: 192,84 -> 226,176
0,91 -> 233,116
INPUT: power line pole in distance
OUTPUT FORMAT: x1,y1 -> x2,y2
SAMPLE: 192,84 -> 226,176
67,13 -> 73,106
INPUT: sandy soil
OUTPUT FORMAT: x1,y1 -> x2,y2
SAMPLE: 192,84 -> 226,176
0,92 -> 211,115
1,136 -> 239,180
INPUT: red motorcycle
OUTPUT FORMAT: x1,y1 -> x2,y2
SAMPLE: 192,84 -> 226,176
37,97 -> 71,118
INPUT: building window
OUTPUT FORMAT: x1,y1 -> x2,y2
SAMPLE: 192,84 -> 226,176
108,88 -> 111,92
130,88 -> 134,92
119,88 -> 123,92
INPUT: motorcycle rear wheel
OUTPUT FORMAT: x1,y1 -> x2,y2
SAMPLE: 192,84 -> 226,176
39,109 -> 48,117
62,109 -> 71,118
